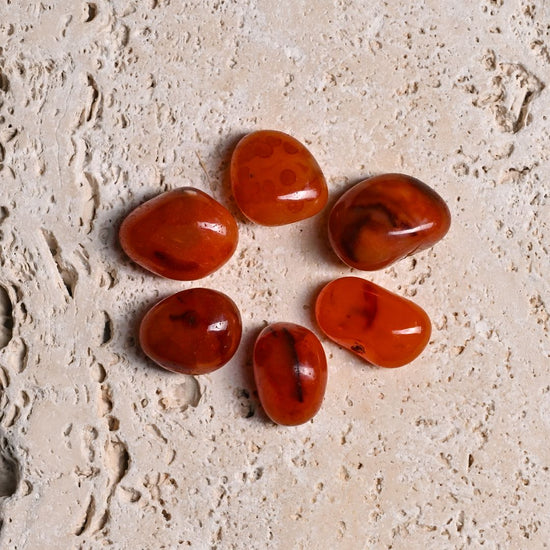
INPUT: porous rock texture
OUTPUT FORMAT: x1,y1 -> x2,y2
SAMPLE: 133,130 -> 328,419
0,1 -> 549,548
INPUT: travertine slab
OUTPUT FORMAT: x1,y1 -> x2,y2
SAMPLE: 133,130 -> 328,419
0,1 -> 549,548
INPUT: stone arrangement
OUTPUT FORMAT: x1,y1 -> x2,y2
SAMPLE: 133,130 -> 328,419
120,131 -> 450,425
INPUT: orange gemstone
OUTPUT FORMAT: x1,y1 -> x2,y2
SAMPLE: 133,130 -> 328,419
254,323 -> 328,426
328,173 -> 451,271
140,288 -> 242,375
315,277 -> 431,368
119,187 -> 238,280
231,130 -> 328,225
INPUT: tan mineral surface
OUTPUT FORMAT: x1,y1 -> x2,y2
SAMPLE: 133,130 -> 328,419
0,1 -> 549,549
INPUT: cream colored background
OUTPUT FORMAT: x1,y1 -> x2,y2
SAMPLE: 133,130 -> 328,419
0,1 -> 549,548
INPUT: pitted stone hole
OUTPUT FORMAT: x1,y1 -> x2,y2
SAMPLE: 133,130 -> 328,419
84,3 -> 97,22
101,311 -> 113,345
0,70 -> 8,93
158,378 -> 201,412
0,286 -> 13,350
0,437 -> 19,498
41,229 -> 78,299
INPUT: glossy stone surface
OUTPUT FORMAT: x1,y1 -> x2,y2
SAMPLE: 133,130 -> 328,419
315,277 -> 431,368
140,288 -> 242,375
231,130 -> 328,225
254,322 -> 328,426
120,187 -> 238,280
328,173 -> 451,271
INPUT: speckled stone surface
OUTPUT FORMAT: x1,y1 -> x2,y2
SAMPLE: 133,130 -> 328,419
0,1 -> 549,548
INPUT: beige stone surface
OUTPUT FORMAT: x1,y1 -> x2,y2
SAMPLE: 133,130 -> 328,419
0,0 -> 549,548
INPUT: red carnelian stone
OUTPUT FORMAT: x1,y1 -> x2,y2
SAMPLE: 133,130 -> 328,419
328,173 -> 451,271
119,187 -> 238,280
315,277 -> 431,368
254,322 -> 328,426
231,130 -> 328,225
140,288 -> 242,375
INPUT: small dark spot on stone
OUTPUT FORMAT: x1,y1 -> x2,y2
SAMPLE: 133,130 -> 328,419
153,250 -> 199,272
170,310 -> 198,327
283,142 -> 299,154
280,169 -> 296,186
